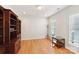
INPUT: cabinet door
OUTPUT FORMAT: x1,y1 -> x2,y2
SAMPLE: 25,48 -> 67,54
14,39 -> 20,53
0,9 -> 3,45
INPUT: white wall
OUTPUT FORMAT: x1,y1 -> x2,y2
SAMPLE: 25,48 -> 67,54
21,17 -> 47,40
48,6 -> 79,48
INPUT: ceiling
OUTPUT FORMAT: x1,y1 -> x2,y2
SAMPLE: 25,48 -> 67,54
7,5 -> 68,19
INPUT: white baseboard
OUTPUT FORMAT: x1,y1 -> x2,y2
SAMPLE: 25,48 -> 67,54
21,37 -> 47,40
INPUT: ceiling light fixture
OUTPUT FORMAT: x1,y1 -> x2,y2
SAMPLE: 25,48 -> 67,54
37,6 -> 43,10
23,11 -> 26,15
57,8 -> 60,10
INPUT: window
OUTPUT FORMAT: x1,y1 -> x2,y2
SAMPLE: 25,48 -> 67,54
50,19 -> 56,36
69,14 -> 79,47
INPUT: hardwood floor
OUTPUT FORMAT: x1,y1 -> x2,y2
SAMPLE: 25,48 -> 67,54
18,39 -> 74,54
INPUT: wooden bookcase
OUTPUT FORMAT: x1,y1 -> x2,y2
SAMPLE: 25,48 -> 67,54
0,6 -> 21,54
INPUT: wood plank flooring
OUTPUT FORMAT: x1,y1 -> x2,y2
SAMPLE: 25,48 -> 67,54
18,39 -> 74,54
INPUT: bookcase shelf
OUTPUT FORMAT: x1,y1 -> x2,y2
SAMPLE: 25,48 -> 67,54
0,6 -> 21,54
